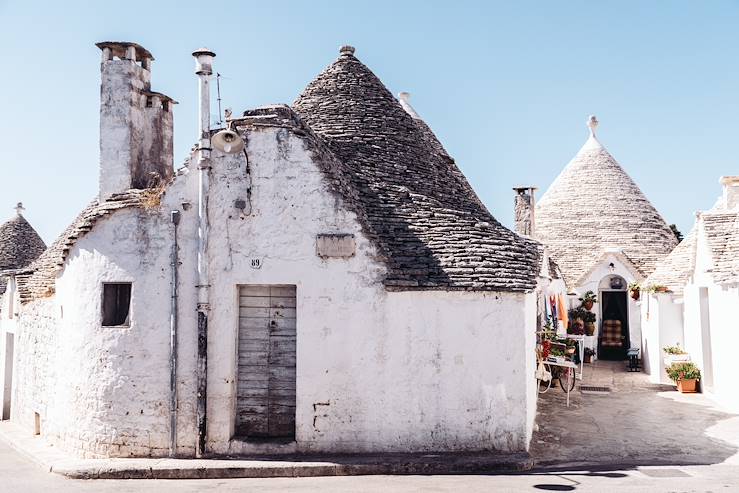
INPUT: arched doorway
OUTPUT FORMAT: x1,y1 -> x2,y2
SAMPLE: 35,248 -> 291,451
598,275 -> 629,360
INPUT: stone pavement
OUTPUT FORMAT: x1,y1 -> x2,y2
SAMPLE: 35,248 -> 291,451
0,421 -> 531,479
530,359 -> 739,468
2,437 -> 739,492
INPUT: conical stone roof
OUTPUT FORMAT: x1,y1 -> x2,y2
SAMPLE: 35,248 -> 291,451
0,203 -> 46,294
0,204 -> 46,272
535,117 -> 677,287
293,46 -> 539,291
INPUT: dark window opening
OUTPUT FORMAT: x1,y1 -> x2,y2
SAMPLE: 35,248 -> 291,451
145,96 -> 153,108
162,100 -> 169,112
102,283 -> 132,326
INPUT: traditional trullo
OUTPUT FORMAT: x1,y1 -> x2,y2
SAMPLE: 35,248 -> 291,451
516,116 -> 678,360
0,204 -> 46,420
1,42 -> 542,459
641,176 -> 739,411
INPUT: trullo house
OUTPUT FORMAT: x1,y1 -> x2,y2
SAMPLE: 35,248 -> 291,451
514,116 -> 678,361
0,42 -> 543,458
641,176 -> 739,412
0,204 -> 46,420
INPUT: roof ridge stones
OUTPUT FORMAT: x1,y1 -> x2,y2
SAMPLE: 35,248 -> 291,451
0,206 -> 47,294
16,191 -> 146,303
535,118 -> 678,287
293,47 -> 540,291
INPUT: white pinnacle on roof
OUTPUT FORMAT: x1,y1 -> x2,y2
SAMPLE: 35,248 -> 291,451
535,116 -> 678,287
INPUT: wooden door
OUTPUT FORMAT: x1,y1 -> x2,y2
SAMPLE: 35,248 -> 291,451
236,285 -> 296,438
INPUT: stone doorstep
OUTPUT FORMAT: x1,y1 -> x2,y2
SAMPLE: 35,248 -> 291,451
0,423 -> 533,479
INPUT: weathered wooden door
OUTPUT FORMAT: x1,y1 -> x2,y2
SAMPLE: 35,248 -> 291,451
236,285 -> 296,438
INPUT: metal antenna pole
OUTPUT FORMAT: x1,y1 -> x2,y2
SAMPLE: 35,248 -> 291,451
216,73 -> 223,126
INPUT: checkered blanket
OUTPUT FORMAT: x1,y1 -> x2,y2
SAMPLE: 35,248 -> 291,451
601,319 -> 623,347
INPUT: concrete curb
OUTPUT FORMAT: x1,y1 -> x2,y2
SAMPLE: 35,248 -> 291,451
0,423 -> 533,479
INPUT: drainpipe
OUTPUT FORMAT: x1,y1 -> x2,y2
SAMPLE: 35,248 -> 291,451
192,47 -> 215,458
168,209 -> 181,457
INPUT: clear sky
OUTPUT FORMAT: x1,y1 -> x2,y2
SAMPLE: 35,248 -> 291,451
1,1 -> 737,244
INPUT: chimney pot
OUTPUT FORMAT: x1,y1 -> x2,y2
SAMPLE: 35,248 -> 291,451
513,186 -> 538,237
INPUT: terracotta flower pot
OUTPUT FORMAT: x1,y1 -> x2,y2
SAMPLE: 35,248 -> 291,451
583,300 -> 594,310
631,290 -> 640,301
677,379 -> 697,393
585,322 -> 595,336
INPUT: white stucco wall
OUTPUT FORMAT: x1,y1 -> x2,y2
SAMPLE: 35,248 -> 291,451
704,285 -> 739,411
640,293 -> 684,383
10,124 -> 537,457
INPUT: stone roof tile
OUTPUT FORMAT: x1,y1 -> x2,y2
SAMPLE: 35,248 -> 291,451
535,118 -> 677,287
292,48 -> 540,291
0,207 -> 46,294
645,227 -> 697,295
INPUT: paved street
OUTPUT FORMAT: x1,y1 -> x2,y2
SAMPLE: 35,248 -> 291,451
2,359 -> 739,491
2,438 -> 739,492
531,359 -> 739,468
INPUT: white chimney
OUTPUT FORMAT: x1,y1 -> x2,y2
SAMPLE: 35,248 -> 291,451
720,176 -> 739,211
96,41 -> 175,200
398,92 -> 421,119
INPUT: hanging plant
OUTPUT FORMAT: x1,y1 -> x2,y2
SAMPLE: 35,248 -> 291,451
579,290 -> 597,310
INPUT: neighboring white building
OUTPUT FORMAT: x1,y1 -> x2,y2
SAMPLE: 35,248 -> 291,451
515,116 -> 678,359
1,42 -> 544,459
642,177 -> 739,411
0,204 -> 46,422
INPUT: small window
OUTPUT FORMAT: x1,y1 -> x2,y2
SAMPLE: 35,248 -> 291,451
145,96 -> 153,108
102,283 -> 132,326
162,100 -> 169,112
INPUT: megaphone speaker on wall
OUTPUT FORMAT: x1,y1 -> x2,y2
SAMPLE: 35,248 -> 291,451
212,129 -> 245,154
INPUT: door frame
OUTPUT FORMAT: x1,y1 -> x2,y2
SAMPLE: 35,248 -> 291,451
598,289 -> 629,360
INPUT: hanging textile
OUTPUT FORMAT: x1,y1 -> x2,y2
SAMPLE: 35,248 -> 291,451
557,294 -> 569,331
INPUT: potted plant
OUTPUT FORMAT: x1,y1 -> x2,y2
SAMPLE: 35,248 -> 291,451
666,361 -> 701,393
584,347 -> 595,363
663,344 -> 690,367
646,284 -> 669,295
629,282 -> 641,301
582,310 -> 596,336
564,338 -> 577,356
579,290 -> 597,310
567,307 -> 586,335
568,307 -> 589,335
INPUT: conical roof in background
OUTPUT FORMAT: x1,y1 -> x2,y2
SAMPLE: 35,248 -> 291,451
535,117 -> 677,287
645,226 -> 697,296
293,46 -> 539,291
0,204 -> 46,272
0,204 -> 47,294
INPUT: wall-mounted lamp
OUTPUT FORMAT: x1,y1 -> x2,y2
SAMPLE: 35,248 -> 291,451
608,262 -> 615,272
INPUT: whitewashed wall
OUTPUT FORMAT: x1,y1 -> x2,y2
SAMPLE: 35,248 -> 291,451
10,124 -> 536,457
576,253 -> 641,352
704,285 -> 739,411
640,293 -> 684,383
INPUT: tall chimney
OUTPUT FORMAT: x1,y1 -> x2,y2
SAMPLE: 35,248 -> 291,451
720,176 -> 739,211
513,186 -> 538,237
96,41 -> 176,201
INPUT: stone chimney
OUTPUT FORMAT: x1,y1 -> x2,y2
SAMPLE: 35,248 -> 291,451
513,186 -> 537,237
720,176 -> 739,211
96,41 -> 176,200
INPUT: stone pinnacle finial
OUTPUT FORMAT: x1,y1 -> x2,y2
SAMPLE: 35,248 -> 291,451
339,45 -> 355,57
15,202 -> 24,216
587,115 -> 599,137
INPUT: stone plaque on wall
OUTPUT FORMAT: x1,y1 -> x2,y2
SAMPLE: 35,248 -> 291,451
316,234 -> 356,258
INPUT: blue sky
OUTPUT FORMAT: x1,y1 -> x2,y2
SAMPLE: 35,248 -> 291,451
1,1 -> 737,243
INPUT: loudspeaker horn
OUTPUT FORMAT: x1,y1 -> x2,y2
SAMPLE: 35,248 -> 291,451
212,129 -> 245,154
